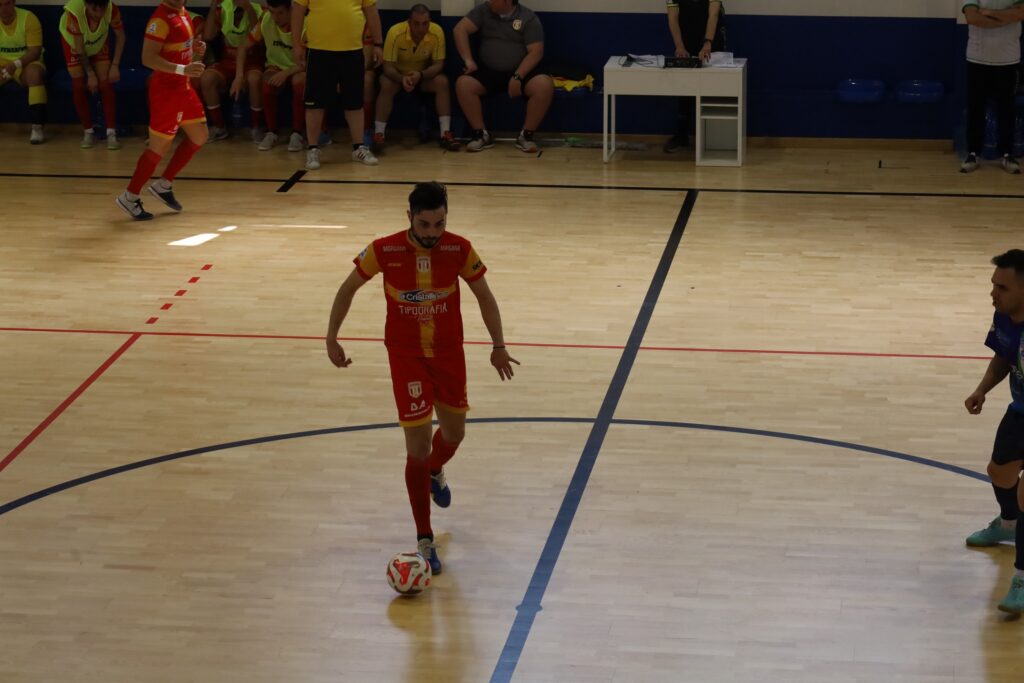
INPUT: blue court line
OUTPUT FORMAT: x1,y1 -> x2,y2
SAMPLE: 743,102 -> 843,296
0,415 -> 986,520
490,189 -> 699,683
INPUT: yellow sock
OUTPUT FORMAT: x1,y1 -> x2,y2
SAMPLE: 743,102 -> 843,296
28,85 -> 47,106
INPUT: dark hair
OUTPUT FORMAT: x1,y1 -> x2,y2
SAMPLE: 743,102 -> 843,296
410,3 -> 430,15
266,0 -> 290,9
409,181 -> 448,214
992,249 -> 1024,276
86,0 -> 111,8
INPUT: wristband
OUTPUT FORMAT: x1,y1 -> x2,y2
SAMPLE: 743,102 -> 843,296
175,63 -> 186,75
703,38 -> 713,45
374,42 -> 383,47
493,345 -> 506,350
13,58 -> 22,69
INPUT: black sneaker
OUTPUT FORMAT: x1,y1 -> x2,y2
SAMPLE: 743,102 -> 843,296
148,183 -> 183,211
115,194 -> 154,221
663,134 -> 689,153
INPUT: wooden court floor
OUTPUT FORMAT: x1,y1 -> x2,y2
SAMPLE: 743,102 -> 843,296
1,131 -> 1024,682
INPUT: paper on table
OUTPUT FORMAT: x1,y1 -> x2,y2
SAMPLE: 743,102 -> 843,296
708,52 -> 743,67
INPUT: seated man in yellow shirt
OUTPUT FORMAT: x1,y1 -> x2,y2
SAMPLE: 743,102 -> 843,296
373,3 -> 458,152
0,0 -> 47,143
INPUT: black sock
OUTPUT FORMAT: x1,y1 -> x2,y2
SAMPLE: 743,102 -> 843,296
417,533 -> 433,542
352,143 -> 360,151
473,129 -> 484,138
1016,520 -> 1024,570
30,103 -> 45,125
994,481 -> 1020,521
308,144 -> 318,150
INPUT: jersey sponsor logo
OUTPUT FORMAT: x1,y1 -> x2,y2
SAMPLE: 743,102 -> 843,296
471,260 -> 483,271
416,256 -> 431,273
408,381 -> 423,398
272,39 -> 290,48
439,245 -> 461,252
399,289 -> 449,304
147,21 -> 160,34
382,245 -> 407,252
358,247 -> 368,259
0,46 -> 25,53
409,400 -> 428,413
399,302 -> 448,318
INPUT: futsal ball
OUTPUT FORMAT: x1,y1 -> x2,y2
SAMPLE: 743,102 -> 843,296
386,551 -> 432,595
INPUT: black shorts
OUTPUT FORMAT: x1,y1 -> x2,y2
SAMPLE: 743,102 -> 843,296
465,65 -> 545,97
304,48 -> 365,111
992,407 -> 1024,465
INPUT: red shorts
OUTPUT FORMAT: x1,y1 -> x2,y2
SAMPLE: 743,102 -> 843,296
148,77 -> 206,139
388,349 -> 469,427
61,36 -> 110,70
211,44 -> 264,81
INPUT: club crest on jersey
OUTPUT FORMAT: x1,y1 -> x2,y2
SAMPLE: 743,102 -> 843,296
416,256 -> 431,273
512,19 -> 522,30
408,381 -> 423,398
147,21 -> 159,34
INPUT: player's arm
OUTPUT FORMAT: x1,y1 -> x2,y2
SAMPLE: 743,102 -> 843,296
465,275 -> 519,381
111,25 -> 126,79
667,4 -> 686,57
965,354 -> 1012,414
204,0 -> 221,41
966,5 -> 1009,27
453,16 -> 478,72
420,53 -> 444,81
142,26 -> 204,76
290,1 -> 307,67
238,0 -> 259,30
700,1 -> 721,60
20,15 -> 42,67
363,2 -> 383,66
230,35 -> 252,97
326,268 -> 371,368
71,28 -> 100,89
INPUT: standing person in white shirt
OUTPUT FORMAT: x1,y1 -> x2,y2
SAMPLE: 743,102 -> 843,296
962,1 -> 1024,174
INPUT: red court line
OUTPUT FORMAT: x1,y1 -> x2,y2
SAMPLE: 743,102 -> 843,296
0,333 -> 142,474
0,326 -> 991,361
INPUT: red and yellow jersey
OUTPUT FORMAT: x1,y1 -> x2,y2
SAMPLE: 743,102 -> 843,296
354,230 -> 486,358
144,2 -> 196,86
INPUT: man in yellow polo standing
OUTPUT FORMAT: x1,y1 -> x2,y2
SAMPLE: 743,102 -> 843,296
373,3 -> 458,152
291,0 -> 382,169
0,0 -> 47,143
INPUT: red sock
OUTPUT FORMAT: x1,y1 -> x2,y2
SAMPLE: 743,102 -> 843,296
71,77 -> 92,129
405,455 -> 432,538
250,106 -> 263,129
127,149 -> 161,195
208,105 -> 224,128
99,80 -> 116,129
427,429 -> 459,472
162,138 -> 201,182
291,84 -> 305,133
262,83 -> 279,131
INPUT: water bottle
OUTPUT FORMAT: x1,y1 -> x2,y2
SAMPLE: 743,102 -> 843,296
231,99 -> 244,129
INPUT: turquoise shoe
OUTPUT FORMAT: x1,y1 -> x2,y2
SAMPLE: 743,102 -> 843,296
966,517 -> 1016,547
998,576 -> 1024,615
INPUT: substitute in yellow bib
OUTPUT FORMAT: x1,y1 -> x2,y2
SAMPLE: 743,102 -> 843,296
59,0 -> 126,149
201,0 -> 263,140
373,3 -> 457,152
0,0 -> 47,143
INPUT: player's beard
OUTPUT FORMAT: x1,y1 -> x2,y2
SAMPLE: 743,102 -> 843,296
410,228 -> 439,249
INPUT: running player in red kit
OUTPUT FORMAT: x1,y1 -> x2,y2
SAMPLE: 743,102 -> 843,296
115,0 -> 208,220
325,181 -> 519,573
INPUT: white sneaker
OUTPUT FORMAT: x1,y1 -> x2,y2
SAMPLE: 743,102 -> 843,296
80,130 -> 95,149
1002,155 -> 1021,174
258,131 -> 278,151
352,145 -> 379,166
305,147 -> 321,170
209,126 -> 229,142
287,131 -> 305,152
960,153 -> 979,173
106,133 -> 121,150
29,125 -> 44,145
515,131 -> 538,153
466,130 -> 494,152
115,192 -> 154,221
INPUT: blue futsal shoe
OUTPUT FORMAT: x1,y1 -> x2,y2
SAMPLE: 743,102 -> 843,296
431,469 -> 451,508
417,537 -> 442,575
